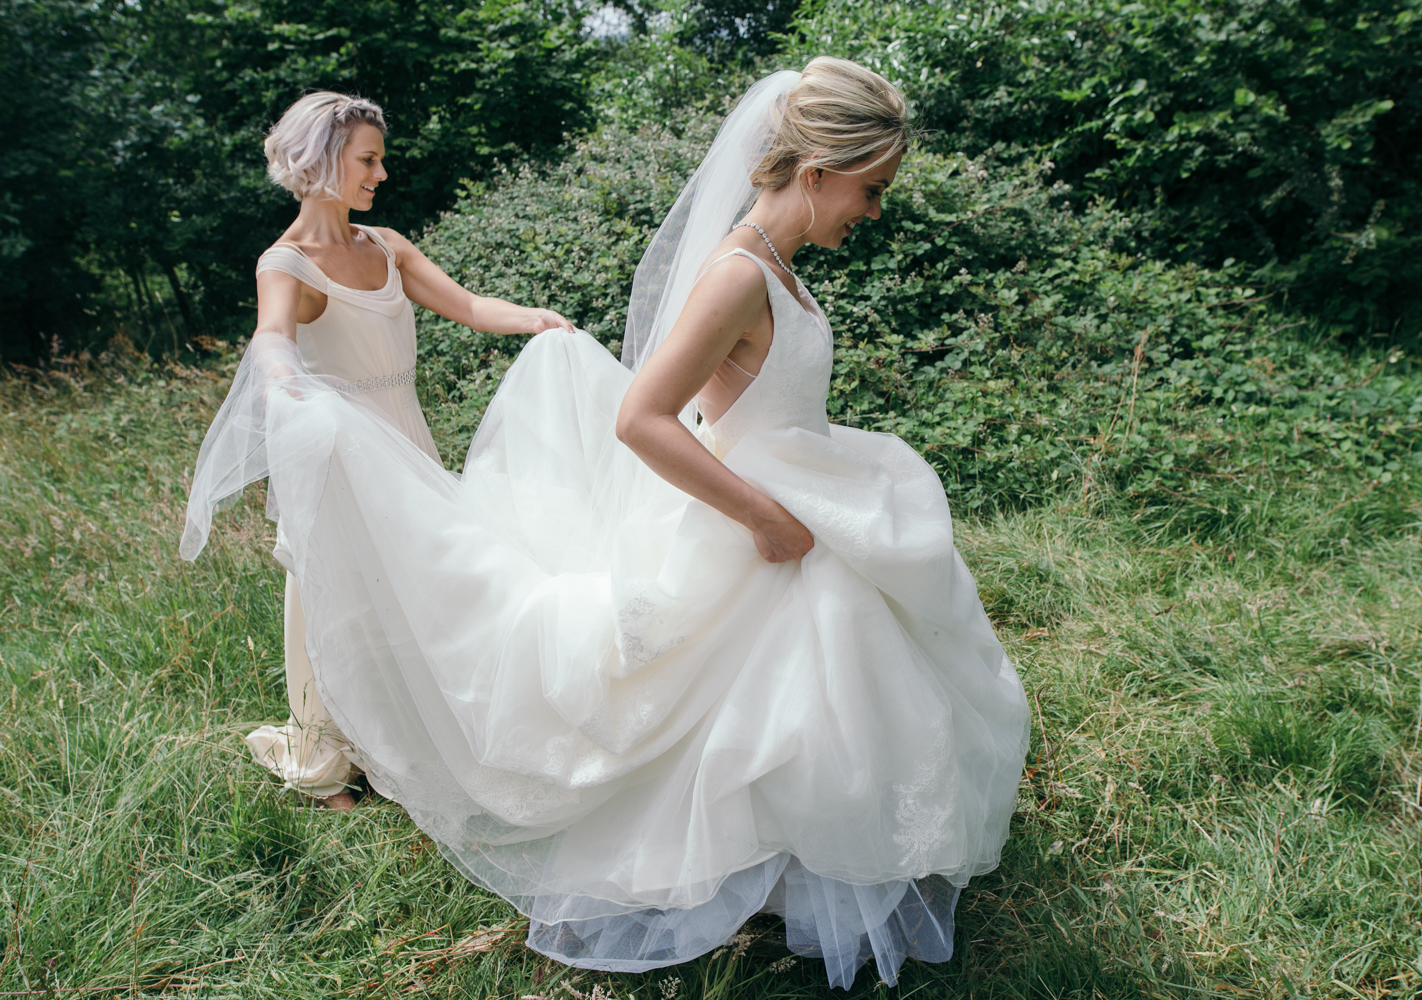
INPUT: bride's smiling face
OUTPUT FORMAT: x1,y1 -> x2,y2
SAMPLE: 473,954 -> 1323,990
806,149 -> 903,249
338,123 -> 388,211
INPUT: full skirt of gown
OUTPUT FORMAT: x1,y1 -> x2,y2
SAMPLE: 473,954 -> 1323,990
199,327 -> 1029,987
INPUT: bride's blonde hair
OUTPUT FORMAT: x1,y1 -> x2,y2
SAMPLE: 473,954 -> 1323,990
751,57 -> 910,191
264,92 -> 387,201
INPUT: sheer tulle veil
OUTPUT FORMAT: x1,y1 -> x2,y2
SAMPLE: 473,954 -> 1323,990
620,69 -> 801,375
181,333 -> 308,561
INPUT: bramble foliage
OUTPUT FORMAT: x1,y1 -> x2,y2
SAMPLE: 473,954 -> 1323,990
783,0 -> 1422,344
585,18 -> 734,131
797,150 -> 1422,516
414,110 -> 719,448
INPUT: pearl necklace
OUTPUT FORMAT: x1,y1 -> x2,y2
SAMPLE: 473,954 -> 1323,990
734,222 -> 794,275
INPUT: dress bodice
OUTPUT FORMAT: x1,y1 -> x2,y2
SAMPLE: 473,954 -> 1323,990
698,249 -> 833,459
255,225 -> 440,463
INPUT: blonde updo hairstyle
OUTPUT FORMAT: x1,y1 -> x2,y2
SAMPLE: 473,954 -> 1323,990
264,92 -> 387,202
751,57 -> 910,194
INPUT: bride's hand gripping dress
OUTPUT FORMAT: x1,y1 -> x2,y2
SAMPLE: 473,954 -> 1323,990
183,70 -> 1030,989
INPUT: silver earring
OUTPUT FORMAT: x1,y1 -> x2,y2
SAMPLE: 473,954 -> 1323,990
813,183 -> 820,190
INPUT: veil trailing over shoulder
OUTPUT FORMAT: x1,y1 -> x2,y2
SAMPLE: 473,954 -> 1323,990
620,69 -> 801,374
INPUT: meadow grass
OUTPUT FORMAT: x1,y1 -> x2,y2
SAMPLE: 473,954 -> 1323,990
1,350 -> 1418,1000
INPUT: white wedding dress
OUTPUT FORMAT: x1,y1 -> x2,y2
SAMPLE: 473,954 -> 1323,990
183,71 -> 1029,989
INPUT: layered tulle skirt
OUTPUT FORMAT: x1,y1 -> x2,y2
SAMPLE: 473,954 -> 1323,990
253,330 -> 1028,987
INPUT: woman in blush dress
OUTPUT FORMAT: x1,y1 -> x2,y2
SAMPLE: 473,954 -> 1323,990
184,61 -> 1028,988
229,92 -> 572,810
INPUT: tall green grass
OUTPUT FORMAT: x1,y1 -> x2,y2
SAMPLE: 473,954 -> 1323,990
1,347 -> 1419,999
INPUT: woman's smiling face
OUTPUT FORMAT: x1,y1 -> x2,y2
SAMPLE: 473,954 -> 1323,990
805,149 -> 902,249
338,123 -> 388,211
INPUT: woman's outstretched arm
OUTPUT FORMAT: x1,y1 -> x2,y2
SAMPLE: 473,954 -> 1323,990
374,228 -> 574,335
615,254 -> 814,564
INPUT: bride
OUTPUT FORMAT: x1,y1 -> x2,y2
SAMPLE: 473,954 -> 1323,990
184,58 -> 1030,989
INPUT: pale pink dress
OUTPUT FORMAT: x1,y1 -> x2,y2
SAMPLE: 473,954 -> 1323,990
244,225 -> 441,797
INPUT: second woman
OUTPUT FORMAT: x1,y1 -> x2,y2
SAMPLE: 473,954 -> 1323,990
240,92 -> 572,809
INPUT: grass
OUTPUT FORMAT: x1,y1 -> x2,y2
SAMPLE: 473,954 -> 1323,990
0,345 -> 1419,1000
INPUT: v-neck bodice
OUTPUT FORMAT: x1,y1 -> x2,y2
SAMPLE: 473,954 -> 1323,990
696,249 -> 834,459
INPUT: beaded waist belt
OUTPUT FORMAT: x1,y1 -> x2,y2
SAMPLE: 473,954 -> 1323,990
333,368 -> 416,395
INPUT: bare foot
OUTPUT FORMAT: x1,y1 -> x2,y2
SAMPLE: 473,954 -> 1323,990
319,791 -> 356,811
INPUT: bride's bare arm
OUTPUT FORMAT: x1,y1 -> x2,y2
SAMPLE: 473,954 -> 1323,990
375,228 -> 574,335
615,257 -> 814,564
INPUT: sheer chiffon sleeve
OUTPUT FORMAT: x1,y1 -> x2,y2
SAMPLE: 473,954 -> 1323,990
180,333 -> 316,561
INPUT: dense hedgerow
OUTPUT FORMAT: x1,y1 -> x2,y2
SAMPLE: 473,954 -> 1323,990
416,116 -> 1421,522
783,0 -> 1422,344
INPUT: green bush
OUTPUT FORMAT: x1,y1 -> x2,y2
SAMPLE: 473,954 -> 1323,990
414,110 -> 719,448
802,146 -> 1422,515
784,0 -> 1422,344
417,115 -> 1422,519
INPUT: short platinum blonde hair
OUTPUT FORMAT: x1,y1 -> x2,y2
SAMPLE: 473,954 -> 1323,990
751,57 -> 910,191
264,92 -> 387,201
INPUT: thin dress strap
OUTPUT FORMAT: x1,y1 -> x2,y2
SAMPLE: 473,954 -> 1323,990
256,231 -> 399,304
705,245 -> 828,340
697,247 -> 773,283
721,355 -> 758,380
353,224 -> 397,262
256,243 -> 329,291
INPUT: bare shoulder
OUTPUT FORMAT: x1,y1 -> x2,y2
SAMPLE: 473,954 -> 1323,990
365,225 -> 407,246
689,250 -> 768,310
264,232 -> 301,255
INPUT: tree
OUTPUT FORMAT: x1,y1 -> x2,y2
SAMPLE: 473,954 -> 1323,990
609,0 -> 799,63
0,0 -> 113,361
0,0 -> 602,362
